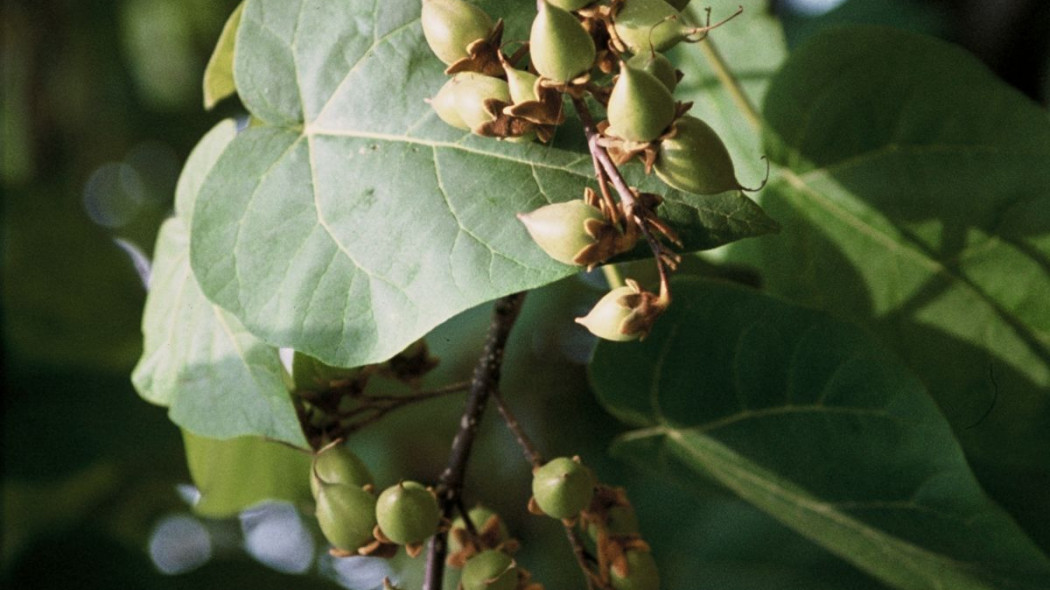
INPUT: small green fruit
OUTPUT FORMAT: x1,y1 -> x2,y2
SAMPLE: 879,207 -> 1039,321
430,73 -> 511,132
461,550 -> 518,590
504,67 -> 541,104
315,483 -> 377,552
530,1 -> 597,83
421,0 -> 494,65
375,481 -> 441,545
310,445 -> 374,498
626,51 -> 677,92
605,62 -> 676,142
517,201 -> 604,266
576,286 -> 641,342
531,457 -> 596,519
613,0 -> 690,54
610,550 -> 660,590
654,116 -> 740,194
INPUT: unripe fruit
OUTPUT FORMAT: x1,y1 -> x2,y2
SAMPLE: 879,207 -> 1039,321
315,483 -> 378,552
422,0 -> 494,65
611,550 -> 660,590
531,457 -> 596,519
613,0 -> 689,54
654,116 -> 740,194
576,286 -> 641,342
375,481 -> 441,545
461,550 -> 518,590
605,63 -> 676,142
548,0 -> 594,10
504,67 -> 540,104
310,445 -> 374,498
626,51 -> 677,92
431,73 -> 511,132
517,201 -> 604,266
530,1 -> 596,84
449,505 -> 509,554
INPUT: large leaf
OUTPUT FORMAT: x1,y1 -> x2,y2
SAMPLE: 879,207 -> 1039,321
183,430 -> 311,517
590,278 -> 1050,590
190,0 -> 778,368
720,26 -> 1050,543
132,120 -> 305,445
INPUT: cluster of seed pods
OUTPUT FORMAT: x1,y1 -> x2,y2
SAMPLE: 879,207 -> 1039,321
423,0 -> 747,342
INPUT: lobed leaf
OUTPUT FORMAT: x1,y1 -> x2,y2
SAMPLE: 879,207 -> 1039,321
189,0 -> 777,369
591,278 -> 1050,590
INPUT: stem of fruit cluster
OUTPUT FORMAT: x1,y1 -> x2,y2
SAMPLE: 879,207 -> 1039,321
697,38 -> 762,133
570,95 -> 673,304
492,391 -> 598,590
492,391 -> 543,468
424,292 -> 527,590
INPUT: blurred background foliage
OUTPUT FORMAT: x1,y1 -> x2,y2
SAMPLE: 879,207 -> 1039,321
2,0 -> 1047,588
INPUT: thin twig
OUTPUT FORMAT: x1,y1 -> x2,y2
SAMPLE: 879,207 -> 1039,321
492,390 -> 543,468
423,292 -> 527,590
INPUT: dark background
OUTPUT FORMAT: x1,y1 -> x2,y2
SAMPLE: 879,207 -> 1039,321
3,0 -> 1047,588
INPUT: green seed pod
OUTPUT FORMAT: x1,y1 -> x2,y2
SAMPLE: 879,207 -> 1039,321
449,505 -> 510,555
310,445 -> 374,498
461,550 -> 518,590
529,1 -> 597,84
531,457 -> 596,519
605,62 -> 676,142
576,286 -> 641,342
375,481 -> 441,545
430,73 -> 511,132
654,116 -> 740,194
587,504 -> 639,542
315,483 -> 378,552
626,51 -> 677,92
611,550 -> 660,590
504,66 -> 540,104
548,0 -> 594,10
421,0 -> 494,65
613,0 -> 689,54
517,201 -> 604,266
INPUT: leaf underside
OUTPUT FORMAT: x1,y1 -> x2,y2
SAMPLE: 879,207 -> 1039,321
190,0 -> 777,369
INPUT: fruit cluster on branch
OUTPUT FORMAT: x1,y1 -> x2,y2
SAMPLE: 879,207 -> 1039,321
424,0 -> 755,342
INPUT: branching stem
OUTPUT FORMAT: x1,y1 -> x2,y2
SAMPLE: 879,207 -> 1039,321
570,95 -> 673,304
423,292 -> 527,590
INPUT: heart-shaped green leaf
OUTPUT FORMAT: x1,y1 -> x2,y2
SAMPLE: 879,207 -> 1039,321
720,26 -> 1050,542
133,120 -> 305,445
190,0 -> 778,369
591,278 -> 1050,590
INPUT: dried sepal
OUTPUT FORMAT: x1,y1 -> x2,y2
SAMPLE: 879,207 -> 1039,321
444,19 -> 505,77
